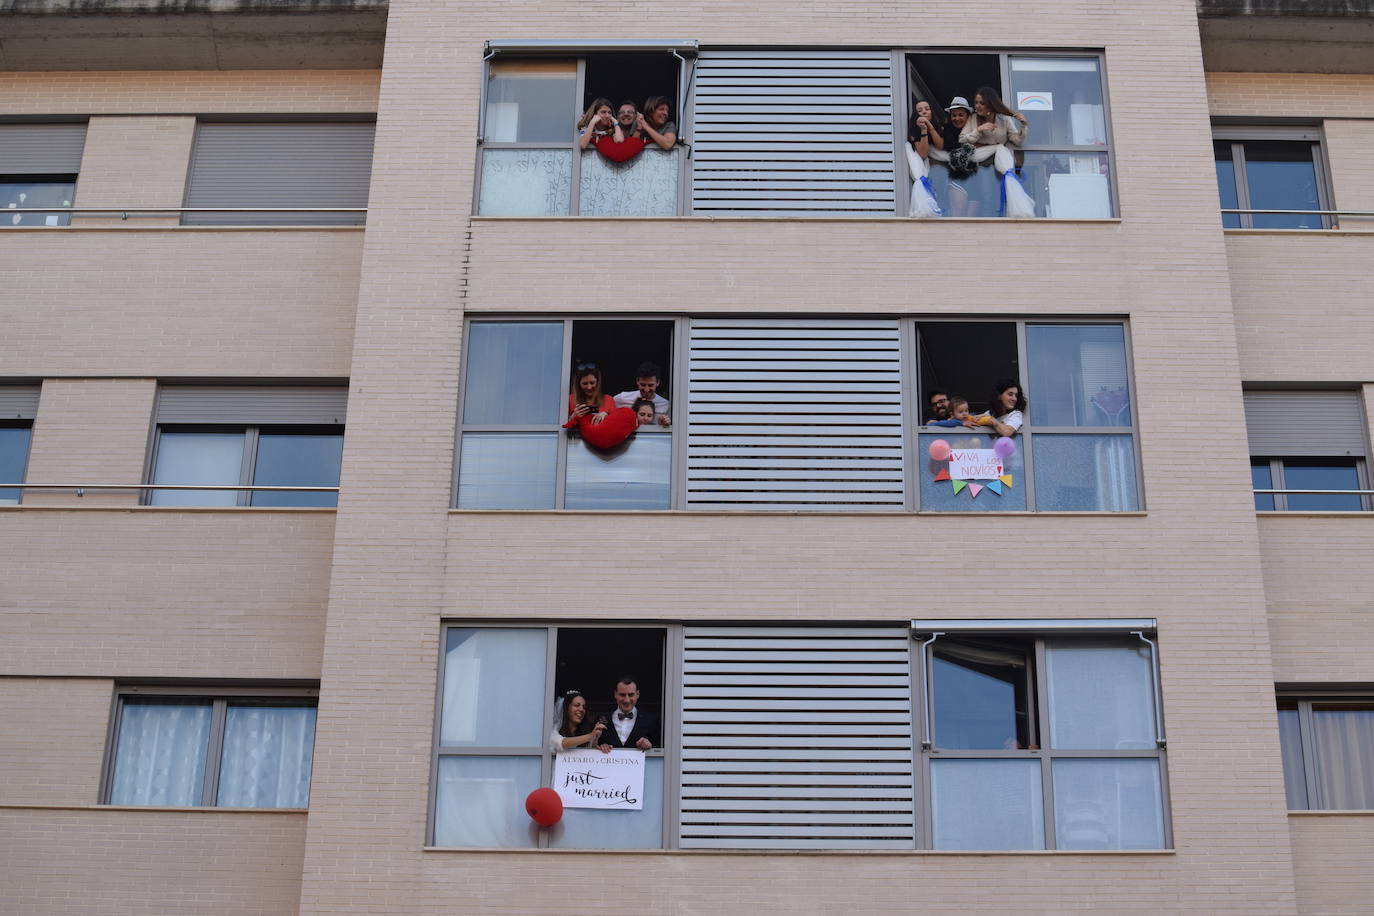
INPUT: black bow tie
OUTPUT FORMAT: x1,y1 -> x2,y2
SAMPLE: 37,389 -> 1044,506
618,711 -> 633,720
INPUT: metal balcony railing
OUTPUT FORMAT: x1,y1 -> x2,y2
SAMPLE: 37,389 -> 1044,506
0,483 -> 338,497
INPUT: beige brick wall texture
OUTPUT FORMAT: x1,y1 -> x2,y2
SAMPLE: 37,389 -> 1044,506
0,0 -> 1369,913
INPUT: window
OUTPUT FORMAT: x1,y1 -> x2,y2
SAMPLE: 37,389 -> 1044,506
183,122 -> 375,226
1213,127 -> 1328,229
432,624 -> 668,848
0,385 -> 39,504
906,52 -> 1115,218
147,386 -> 346,507
455,319 -> 675,510
1,123 -> 86,226
916,620 -> 1168,850
477,43 -> 690,216
1278,697 -> 1374,810
103,687 -> 317,808
1244,390 -> 1370,511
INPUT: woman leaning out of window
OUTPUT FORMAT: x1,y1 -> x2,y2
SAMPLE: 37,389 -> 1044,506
549,690 -> 608,753
970,378 -> 1027,439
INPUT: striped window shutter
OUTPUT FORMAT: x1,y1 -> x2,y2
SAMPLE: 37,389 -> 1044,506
1244,391 -> 1367,457
0,386 -> 41,420
690,50 -> 897,216
155,386 -> 348,425
0,124 -> 87,174
183,122 -> 375,226
679,626 -> 915,849
685,319 -> 906,509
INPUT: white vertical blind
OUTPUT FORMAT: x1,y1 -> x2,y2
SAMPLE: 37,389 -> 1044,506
685,318 -> 906,509
690,50 -> 897,215
678,626 -> 915,849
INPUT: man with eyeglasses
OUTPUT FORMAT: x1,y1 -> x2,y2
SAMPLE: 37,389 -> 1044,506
926,389 -> 951,425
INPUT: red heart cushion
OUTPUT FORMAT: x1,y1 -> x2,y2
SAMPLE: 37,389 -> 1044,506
575,406 -> 638,449
595,136 -> 646,163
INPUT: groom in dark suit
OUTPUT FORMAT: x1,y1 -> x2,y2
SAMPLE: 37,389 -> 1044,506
597,676 -> 659,751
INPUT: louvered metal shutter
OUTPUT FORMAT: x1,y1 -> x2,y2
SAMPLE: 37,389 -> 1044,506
685,319 -> 906,509
690,50 -> 898,216
0,386 -> 41,420
0,124 -> 87,173
1244,391 -> 1367,457
679,626 -> 915,850
155,387 -> 348,425
183,122 -> 374,226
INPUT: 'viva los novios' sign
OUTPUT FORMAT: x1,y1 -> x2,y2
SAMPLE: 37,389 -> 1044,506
551,749 -> 646,810
947,448 -> 1004,481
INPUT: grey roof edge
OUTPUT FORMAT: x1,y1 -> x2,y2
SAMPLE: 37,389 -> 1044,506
0,1 -> 388,14
1198,0 -> 1374,17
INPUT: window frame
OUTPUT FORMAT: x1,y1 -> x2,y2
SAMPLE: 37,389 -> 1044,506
0,419 -> 34,504
145,422 -> 344,507
99,684 -> 319,808
1212,124 -> 1331,229
1278,694 -> 1374,811
913,621 -> 1170,850
474,48 -> 694,217
1,173 -> 77,227
1252,456 -> 1370,512
895,48 -> 1119,219
428,621 -> 680,849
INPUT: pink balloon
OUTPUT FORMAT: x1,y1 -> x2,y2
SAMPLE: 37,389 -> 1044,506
928,439 -> 951,462
994,436 -> 1016,458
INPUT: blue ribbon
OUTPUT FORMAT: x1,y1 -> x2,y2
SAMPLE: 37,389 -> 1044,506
919,176 -> 943,216
998,167 -> 1024,217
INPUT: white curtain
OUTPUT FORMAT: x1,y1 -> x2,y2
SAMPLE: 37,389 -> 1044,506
1052,758 -> 1164,850
217,705 -> 317,808
1045,641 -> 1155,750
109,701 -> 212,805
434,756 -> 541,848
1312,707 -> 1374,808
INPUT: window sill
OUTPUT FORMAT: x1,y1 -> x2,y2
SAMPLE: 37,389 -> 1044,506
472,215 -> 1123,225
0,505 -> 336,513
0,225 -> 365,233
1256,511 -> 1372,518
0,803 -> 306,814
1224,227 -> 1374,237
1288,809 -> 1374,817
449,509 -> 1148,518
423,845 -> 1173,856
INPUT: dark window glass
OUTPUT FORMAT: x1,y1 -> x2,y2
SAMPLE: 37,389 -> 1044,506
1243,141 -> 1321,230
0,424 -> 32,503
1284,459 -> 1362,511
251,431 -> 344,507
933,639 -> 1033,749
1251,459 -> 1274,511
1,179 -> 74,226
1213,142 -> 1240,229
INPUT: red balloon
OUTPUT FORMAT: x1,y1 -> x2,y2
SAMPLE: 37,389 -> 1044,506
525,787 -> 563,827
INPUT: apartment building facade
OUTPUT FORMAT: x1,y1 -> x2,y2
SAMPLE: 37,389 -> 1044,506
2,0 -> 1372,913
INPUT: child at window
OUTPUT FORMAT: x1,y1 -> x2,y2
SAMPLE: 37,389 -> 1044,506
633,398 -> 657,426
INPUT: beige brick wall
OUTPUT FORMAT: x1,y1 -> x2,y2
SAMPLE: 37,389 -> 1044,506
1288,814 -> 1374,915
1323,119 -> 1374,229
0,510 -> 332,679
0,808 -> 306,916
70,116 -> 197,228
0,679 -> 111,806
23,378 -> 156,508
1207,72 -> 1374,119
0,70 -> 380,115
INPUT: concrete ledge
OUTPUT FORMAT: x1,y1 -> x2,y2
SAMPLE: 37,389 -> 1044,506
1199,0 -> 1374,73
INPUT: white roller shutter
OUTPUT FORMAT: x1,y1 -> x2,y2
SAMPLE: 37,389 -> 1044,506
0,386 -> 41,420
679,626 -> 915,850
155,386 -> 348,425
0,124 -> 87,174
685,319 -> 907,509
1244,391 -> 1367,457
690,50 -> 898,216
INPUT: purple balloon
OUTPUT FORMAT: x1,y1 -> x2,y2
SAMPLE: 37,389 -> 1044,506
993,436 -> 1016,458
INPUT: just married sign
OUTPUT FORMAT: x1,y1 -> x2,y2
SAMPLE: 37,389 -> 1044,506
551,749 -> 645,810
948,448 -> 1004,481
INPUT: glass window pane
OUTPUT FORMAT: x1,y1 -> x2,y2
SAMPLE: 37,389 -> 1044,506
478,149 -> 572,216
919,432 -> 1026,512
1045,640 -> 1155,750
1053,758 -> 1165,850
579,148 -> 681,217
1284,460 -> 1363,511
250,433 -> 342,508
564,431 -> 671,510
1252,460 -> 1275,511
1243,141 -> 1321,230
109,699 -> 212,806
1277,704 -> 1309,809
1310,704 -> 1374,808
0,425 -> 31,504
550,756 -> 664,848
484,60 -> 576,143
217,705 -> 316,808
1027,324 -> 1131,427
926,157 -> 1002,219
931,758 -> 1044,850
463,322 -> 564,426
456,432 -> 557,509
441,628 -> 546,748
434,756 -> 540,847
933,639 -> 1032,750
2,180 -> 74,226
1032,435 -> 1139,511
1008,57 -> 1105,148
1017,151 -> 1111,219
1214,142 -> 1241,229
151,432 -> 245,506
